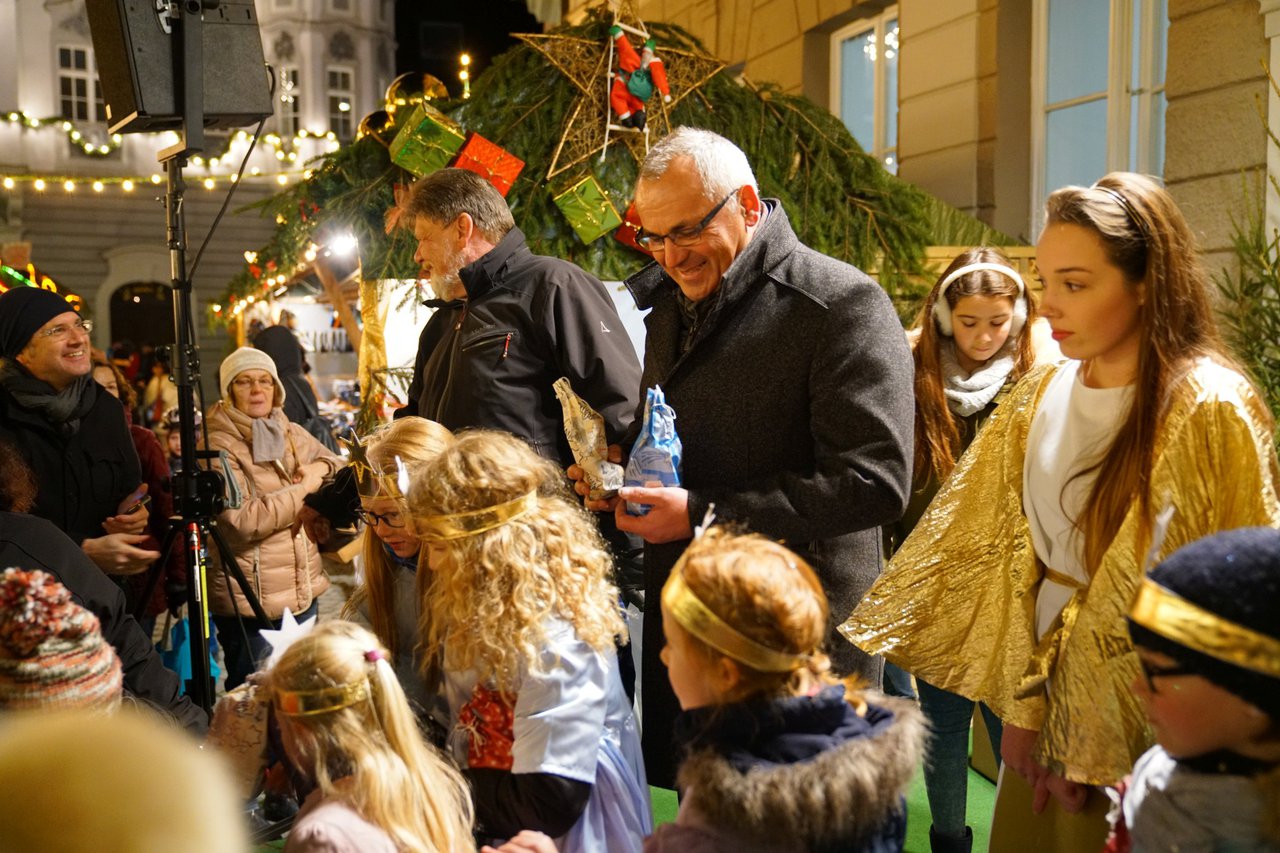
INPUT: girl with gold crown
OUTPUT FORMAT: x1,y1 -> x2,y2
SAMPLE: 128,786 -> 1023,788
842,172 -> 1280,851
266,620 -> 474,852
339,416 -> 454,740
408,430 -> 650,851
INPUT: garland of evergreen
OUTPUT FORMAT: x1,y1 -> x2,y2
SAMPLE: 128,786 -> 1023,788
221,13 -> 1013,323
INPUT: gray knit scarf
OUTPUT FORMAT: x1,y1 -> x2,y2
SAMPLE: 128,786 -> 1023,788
0,360 -> 97,435
939,340 -> 1015,417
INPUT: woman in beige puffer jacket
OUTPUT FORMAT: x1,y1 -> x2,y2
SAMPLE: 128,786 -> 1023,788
203,347 -> 341,688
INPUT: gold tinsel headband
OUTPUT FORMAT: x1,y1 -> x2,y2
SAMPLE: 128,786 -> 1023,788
662,569 -> 810,673
1130,578 -> 1280,679
274,679 -> 371,717
414,490 -> 538,542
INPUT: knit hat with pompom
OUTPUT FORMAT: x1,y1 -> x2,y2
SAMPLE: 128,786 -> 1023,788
0,568 -> 123,710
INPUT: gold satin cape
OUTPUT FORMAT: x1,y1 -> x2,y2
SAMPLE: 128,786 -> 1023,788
841,359 -> 1280,785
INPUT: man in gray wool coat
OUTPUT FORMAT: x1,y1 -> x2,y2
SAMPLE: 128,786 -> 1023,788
582,126 -> 915,788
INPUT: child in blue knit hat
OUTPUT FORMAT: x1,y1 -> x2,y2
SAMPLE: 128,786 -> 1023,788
1105,526 -> 1280,853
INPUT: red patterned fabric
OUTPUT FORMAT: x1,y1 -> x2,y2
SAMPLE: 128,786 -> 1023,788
458,684 -> 516,770
450,133 -> 525,197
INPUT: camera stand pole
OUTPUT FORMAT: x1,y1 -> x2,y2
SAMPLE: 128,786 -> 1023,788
140,0 -> 272,714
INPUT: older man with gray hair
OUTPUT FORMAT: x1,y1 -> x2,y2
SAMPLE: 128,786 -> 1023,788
598,127 -> 914,786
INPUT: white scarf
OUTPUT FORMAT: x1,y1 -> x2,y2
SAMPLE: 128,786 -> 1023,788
940,340 -> 1015,417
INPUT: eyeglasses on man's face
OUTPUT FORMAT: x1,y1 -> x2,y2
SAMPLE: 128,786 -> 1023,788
355,507 -> 406,529
1137,655 -> 1194,694
635,189 -> 739,252
34,319 -> 93,341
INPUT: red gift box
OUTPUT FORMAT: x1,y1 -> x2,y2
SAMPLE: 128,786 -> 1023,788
450,132 -> 525,197
613,201 -> 652,256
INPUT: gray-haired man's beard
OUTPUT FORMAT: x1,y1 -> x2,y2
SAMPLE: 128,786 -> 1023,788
429,271 -> 465,301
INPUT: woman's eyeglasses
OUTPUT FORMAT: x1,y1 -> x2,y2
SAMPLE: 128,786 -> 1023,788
355,508 -> 406,529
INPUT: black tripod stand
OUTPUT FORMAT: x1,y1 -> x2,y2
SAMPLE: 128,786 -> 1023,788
133,0 -> 271,715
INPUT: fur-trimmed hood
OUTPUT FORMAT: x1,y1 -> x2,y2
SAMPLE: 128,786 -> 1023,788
655,690 -> 925,853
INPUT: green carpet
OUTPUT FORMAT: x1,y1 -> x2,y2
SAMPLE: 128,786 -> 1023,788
650,762 -> 996,853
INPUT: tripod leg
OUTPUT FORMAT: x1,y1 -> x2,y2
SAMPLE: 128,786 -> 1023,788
180,520 -> 214,713
206,522 -> 274,626
132,519 -> 180,621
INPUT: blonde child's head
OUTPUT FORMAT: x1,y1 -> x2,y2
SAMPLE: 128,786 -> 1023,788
660,527 -> 841,708
911,246 -> 1038,483
342,417 -> 454,656
0,708 -> 247,852
407,429 -> 624,689
266,620 -> 473,853
1128,527 -> 1280,840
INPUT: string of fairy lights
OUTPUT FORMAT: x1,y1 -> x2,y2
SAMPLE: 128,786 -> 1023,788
0,110 -> 342,193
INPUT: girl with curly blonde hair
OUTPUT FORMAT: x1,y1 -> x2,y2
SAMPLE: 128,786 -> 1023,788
266,620 -> 474,853
407,429 -> 650,852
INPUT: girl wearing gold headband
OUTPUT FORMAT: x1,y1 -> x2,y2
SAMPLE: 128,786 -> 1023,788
340,417 -> 454,739
892,245 -> 1055,853
407,430 -> 650,851
480,527 -> 925,853
266,620 -> 473,853
844,172 -> 1280,851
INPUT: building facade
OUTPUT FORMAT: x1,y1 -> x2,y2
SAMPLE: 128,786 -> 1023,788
0,0 -> 395,385
566,0 -> 1273,278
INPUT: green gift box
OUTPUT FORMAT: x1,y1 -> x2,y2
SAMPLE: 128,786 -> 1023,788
389,103 -> 466,177
553,174 -> 623,244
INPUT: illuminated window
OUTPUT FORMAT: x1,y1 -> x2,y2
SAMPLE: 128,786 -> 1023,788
829,7 -> 899,174
327,67 -> 354,139
279,66 -> 302,136
1033,0 -> 1167,214
58,47 -> 106,124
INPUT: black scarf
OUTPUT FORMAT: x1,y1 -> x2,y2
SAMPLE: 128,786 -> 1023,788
0,360 -> 97,436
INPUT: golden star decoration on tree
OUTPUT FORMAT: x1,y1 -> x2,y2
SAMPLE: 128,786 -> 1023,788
516,16 -> 724,179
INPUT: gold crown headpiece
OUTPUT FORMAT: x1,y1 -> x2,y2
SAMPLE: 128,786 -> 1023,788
340,430 -> 411,500
414,490 -> 538,542
273,648 -> 388,716
662,568 -> 811,674
1130,578 -> 1280,679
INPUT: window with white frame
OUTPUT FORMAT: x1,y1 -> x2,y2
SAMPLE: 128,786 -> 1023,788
57,47 -> 106,124
327,67 -> 354,139
278,66 -> 302,136
829,8 -> 899,174
1033,0 -> 1167,214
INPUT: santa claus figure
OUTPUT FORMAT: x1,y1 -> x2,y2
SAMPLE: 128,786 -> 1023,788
609,25 -> 671,131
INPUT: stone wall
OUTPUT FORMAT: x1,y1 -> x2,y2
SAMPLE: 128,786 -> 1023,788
1164,0 -> 1269,279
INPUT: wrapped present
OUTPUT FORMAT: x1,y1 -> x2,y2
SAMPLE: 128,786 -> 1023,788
553,174 -> 623,244
450,132 -> 525,197
613,200 -> 652,256
389,102 -> 466,177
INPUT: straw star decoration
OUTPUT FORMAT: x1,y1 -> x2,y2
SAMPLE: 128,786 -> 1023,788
515,3 -> 724,179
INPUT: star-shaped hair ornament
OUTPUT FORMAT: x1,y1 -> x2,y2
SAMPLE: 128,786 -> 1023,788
692,503 -> 717,540
259,607 -> 318,671
340,428 -> 400,499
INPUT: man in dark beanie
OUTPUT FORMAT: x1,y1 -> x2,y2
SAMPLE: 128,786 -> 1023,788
0,287 -> 158,575
1107,526 -> 1280,851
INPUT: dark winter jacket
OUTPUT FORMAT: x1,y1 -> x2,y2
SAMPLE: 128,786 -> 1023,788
0,511 -> 207,733
397,226 -> 642,467
254,325 -> 320,428
0,369 -> 141,545
645,688 -> 924,853
625,202 -> 914,785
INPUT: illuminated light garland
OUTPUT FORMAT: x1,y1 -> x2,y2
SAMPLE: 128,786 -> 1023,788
0,171 -> 306,193
2,109 -> 342,164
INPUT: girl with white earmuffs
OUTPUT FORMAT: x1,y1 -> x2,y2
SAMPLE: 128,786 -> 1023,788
882,247 -> 1053,853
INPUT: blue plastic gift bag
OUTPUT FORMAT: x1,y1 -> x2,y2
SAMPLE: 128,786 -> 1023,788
624,385 -> 682,516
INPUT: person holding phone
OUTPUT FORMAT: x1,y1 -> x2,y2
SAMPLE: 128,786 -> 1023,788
0,287 -> 159,576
